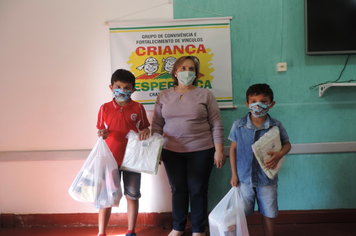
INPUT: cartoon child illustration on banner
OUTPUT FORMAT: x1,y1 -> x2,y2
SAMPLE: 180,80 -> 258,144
155,57 -> 177,79
136,57 -> 160,79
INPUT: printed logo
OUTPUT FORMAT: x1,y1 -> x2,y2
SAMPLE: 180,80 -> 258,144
131,113 -> 138,121
142,141 -> 149,147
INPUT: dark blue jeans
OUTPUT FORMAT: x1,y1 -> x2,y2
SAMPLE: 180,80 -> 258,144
162,148 -> 215,233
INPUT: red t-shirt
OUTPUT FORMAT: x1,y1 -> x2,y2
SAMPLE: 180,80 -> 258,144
97,99 -> 150,165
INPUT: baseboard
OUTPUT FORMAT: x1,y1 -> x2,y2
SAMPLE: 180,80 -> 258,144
248,209 -> 356,225
0,212 -> 173,228
1,209 -> 356,228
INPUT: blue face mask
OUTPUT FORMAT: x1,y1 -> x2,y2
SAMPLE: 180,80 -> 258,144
113,88 -> 132,102
249,102 -> 271,118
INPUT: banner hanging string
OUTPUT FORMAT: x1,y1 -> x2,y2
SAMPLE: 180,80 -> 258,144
172,2 -> 230,17
105,1 -> 229,24
105,2 -> 170,24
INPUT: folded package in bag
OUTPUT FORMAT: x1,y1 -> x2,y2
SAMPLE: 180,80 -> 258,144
251,126 -> 285,179
68,137 -> 122,209
209,187 -> 249,236
121,130 -> 164,175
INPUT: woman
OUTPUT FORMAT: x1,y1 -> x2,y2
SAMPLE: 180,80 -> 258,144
151,56 -> 226,236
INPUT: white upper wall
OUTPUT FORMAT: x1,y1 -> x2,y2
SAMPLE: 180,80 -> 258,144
0,0 -> 173,214
0,0 -> 173,151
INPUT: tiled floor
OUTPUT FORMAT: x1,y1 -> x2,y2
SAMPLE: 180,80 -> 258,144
1,223 -> 356,236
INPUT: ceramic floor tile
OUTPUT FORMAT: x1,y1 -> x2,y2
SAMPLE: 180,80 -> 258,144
1,223 -> 356,236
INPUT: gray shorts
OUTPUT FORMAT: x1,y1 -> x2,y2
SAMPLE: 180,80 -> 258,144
240,183 -> 278,218
114,168 -> 141,200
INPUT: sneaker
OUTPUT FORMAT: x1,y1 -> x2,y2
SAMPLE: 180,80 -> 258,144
125,233 -> 136,236
168,230 -> 184,236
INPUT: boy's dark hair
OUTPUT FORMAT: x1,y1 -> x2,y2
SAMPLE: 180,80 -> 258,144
246,83 -> 274,102
111,69 -> 136,87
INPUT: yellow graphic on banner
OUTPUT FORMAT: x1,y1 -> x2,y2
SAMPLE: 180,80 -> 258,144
127,44 -> 215,93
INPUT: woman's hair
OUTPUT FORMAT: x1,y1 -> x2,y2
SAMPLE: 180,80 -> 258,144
171,56 -> 200,85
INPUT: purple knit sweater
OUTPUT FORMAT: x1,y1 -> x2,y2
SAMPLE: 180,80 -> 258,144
151,87 -> 224,153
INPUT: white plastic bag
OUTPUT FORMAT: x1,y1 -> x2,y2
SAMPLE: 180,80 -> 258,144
68,137 -> 122,209
209,187 -> 249,236
251,126 -> 285,179
121,130 -> 164,175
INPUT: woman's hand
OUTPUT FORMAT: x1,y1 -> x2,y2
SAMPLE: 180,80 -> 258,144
214,149 -> 226,169
138,128 -> 150,141
214,143 -> 226,168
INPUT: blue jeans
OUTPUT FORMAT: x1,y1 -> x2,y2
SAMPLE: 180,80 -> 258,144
116,168 -> 141,200
162,148 -> 215,233
240,183 -> 278,218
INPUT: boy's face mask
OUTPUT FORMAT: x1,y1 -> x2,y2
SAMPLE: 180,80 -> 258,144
113,88 -> 132,102
249,102 -> 271,118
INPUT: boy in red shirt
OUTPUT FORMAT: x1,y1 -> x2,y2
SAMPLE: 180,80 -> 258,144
97,69 -> 150,236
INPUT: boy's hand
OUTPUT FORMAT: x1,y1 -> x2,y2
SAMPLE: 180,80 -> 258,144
138,128 -> 150,141
266,141 -> 291,169
265,151 -> 284,170
97,129 -> 108,139
230,175 -> 239,187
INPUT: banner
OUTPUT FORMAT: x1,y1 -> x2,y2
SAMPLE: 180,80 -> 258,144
109,17 -> 233,110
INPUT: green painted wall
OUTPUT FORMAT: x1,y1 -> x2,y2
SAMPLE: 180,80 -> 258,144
173,0 -> 356,211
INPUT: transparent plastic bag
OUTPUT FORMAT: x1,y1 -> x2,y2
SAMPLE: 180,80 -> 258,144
68,137 -> 122,209
251,126 -> 285,179
209,187 -> 249,236
121,130 -> 164,175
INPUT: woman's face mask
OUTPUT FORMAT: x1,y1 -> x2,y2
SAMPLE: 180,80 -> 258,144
249,102 -> 271,118
113,88 -> 133,102
176,71 -> 196,85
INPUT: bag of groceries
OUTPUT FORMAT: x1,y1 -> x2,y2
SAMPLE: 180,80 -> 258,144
68,137 -> 122,209
209,187 -> 249,236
